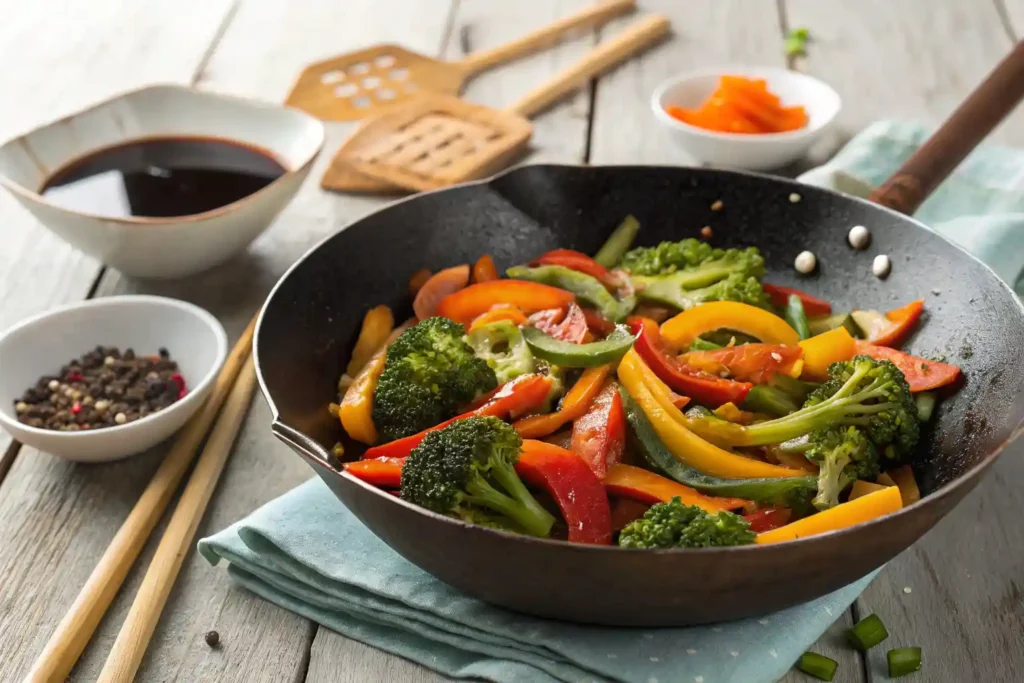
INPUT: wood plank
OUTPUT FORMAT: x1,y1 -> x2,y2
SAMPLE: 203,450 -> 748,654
779,610 -> 860,683
588,0 -> 787,166
785,0 -> 1024,146
307,629 -> 448,683
1000,0 -> 1024,37
0,0 -> 236,468
0,2 -> 240,678
80,1 -> 460,680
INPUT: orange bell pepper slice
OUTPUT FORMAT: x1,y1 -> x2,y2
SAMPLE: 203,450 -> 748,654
513,365 -> 611,438
756,486 -> 903,544
472,254 -> 499,283
469,304 -> 528,332
437,280 -> 574,325
408,268 -> 432,298
853,340 -> 961,392
345,305 -> 395,377
861,300 -> 925,347
413,265 -> 470,320
604,464 -> 749,513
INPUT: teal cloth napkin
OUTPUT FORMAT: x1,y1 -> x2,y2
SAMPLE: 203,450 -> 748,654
199,119 -> 1024,683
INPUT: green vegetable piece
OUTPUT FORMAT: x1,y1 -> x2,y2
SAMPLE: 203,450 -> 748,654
506,264 -> 635,322
522,325 -> 635,368
634,271 -> 770,311
847,613 -> 889,651
465,320 -> 534,384
373,317 -> 497,442
808,312 -> 861,338
621,387 -> 818,512
887,647 -> 922,678
400,416 -> 555,537
850,309 -> 888,339
743,384 -> 801,416
594,214 -> 640,268
795,652 -> 837,681
688,337 -> 723,352
785,293 -> 812,340
784,27 -> 811,58
805,425 -> 879,510
618,496 -> 754,549
915,391 -> 937,422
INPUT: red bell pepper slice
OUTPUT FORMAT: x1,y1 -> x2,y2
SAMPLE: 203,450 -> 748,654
763,284 -> 832,316
628,317 -> 753,407
679,344 -> 803,384
531,248 -> 618,289
437,280 -> 575,325
570,380 -> 625,479
581,308 -> 617,337
363,374 -> 553,459
853,340 -> 961,392
610,497 -> 651,531
472,254 -> 499,283
516,440 -> 612,545
528,302 -> 589,343
743,506 -> 792,532
343,457 -> 405,488
863,300 -> 925,347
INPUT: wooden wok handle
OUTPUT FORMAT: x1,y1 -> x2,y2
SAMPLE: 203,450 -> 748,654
869,40 -> 1024,215
456,0 -> 636,76
507,14 -> 670,119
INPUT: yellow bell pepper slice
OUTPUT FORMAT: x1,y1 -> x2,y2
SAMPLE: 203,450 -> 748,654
617,350 -> 805,479
848,480 -> 888,501
340,319 -> 413,445
346,305 -> 395,377
797,327 -> 856,381
660,301 -> 800,349
756,485 -> 903,544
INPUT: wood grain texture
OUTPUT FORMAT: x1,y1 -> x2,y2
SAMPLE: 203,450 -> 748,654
785,0 -> 1024,146
1003,0 -> 1024,37
307,629 -> 449,683
780,610 -> 860,683
0,0 -> 236,466
588,0 -> 788,166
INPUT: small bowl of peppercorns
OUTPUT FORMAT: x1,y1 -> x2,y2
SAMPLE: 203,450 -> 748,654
0,295 -> 227,462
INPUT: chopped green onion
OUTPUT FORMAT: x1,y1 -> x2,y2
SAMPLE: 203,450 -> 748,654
795,651 -> 838,681
785,294 -> 812,340
847,613 -> 889,650
594,215 -> 640,268
688,337 -> 723,352
915,392 -> 937,422
784,27 -> 811,58
888,647 -> 922,677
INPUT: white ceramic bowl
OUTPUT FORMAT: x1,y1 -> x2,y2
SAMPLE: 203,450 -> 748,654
0,84 -> 325,279
651,66 -> 841,170
0,296 -> 227,462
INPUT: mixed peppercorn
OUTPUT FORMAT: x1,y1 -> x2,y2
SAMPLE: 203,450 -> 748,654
13,346 -> 187,431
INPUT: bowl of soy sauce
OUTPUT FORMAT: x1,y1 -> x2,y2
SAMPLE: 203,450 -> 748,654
0,84 -> 325,279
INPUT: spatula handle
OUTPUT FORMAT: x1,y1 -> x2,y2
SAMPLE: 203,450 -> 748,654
506,14 -> 670,119
869,40 -> 1024,215
456,0 -> 637,77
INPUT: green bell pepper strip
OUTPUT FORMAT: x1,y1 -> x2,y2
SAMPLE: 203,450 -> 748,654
621,387 -> 818,512
522,325 -> 635,368
506,265 -> 636,322
594,214 -> 640,268
785,293 -> 812,340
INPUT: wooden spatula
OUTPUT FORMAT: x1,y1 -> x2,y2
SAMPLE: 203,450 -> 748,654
326,14 -> 670,193
287,0 -> 636,122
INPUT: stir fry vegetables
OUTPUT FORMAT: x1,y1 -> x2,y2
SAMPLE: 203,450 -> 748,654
334,217 -> 964,548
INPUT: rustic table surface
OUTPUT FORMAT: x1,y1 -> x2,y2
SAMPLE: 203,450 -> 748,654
2,1 -> 1023,681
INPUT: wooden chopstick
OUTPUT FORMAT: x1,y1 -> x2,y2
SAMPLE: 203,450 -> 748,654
25,313 -> 259,683
97,356 -> 259,682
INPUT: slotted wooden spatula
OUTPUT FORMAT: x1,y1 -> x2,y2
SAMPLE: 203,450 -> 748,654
327,14 -> 670,193
287,0 -> 636,121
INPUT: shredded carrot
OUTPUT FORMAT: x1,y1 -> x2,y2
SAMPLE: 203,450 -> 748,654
666,75 -> 808,135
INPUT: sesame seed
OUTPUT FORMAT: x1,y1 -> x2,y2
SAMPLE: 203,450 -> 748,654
700,225 -> 713,239
848,225 -> 871,249
15,401 -> 28,413
104,356 -> 116,366
904,586 -> 912,594
771,352 -> 783,362
710,200 -> 723,211
48,379 -> 60,391
795,250 -> 817,274
872,254 -> 892,278
114,412 -> 127,425
789,192 -> 801,203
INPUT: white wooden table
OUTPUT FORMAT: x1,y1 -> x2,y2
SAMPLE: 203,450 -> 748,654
2,2 -> 1023,681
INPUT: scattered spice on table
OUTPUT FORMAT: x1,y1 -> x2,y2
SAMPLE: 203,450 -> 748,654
204,630 -> 221,648
13,346 -> 187,431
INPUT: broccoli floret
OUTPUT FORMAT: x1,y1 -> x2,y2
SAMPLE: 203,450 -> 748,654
619,241 -> 765,285
686,355 -> 920,460
634,271 -> 770,311
373,317 -> 497,441
805,425 -> 879,510
400,416 -> 555,537
618,497 -> 755,549
465,320 -> 534,384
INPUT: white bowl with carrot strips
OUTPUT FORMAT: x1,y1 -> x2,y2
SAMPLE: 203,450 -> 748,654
651,67 -> 841,170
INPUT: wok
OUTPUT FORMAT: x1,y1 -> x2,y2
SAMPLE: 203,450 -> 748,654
255,44 -> 1024,625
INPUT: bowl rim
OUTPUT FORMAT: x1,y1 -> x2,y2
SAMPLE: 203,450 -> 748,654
0,82 -> 326,227
0,294 -> 228,442
650,65 -> 842,143
256,161 -> 1024,555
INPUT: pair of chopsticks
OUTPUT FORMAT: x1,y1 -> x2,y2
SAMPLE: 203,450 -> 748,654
26,313 -> 261,683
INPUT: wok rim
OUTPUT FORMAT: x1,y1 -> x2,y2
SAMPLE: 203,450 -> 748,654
255,161 -> 1024,556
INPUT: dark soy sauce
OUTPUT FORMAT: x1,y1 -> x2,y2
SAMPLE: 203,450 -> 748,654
39,136 -> 287,218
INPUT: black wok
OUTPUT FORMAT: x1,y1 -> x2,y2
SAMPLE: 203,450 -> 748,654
255,46 -> 1024,626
